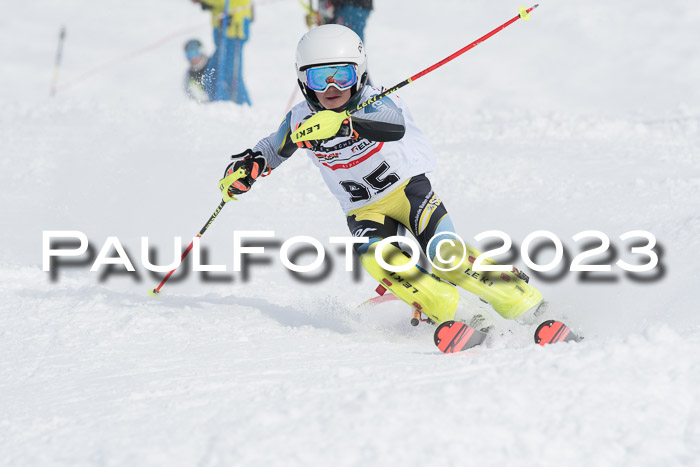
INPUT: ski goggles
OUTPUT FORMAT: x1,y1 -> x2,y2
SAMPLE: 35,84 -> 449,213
186,47 -> 202,60
305,64 -> 357,92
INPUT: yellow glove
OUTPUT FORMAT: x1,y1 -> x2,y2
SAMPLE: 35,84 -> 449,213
291,110 -> 352,143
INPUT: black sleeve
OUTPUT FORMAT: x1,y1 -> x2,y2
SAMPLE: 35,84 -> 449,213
350,96 -> 406,142
352,117 -> 405,142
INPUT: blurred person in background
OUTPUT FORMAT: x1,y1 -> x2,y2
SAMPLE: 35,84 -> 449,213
317,0 -> 372,42
183,39 -> 216,102
191,0 -> 253,105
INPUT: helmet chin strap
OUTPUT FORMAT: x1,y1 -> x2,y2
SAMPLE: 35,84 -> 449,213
358,71 -> 368,91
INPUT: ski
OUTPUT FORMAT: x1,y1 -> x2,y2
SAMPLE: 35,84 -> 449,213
434,319 -> 582,354
359,288 -> 582,352
434,321 -> 489,354
534,320 -> 582,346
357,289 -> 399,308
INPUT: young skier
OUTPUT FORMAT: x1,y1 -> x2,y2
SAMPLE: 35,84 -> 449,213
183,39 -> 215,102
219,24 -> 543,324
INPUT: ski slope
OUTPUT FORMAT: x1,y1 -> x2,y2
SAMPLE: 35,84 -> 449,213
2,0 -> 699,465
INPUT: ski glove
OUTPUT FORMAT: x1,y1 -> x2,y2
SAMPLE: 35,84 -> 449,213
294,111 -> 358,149
220,149 -> 270,200
337,117 -> 357,138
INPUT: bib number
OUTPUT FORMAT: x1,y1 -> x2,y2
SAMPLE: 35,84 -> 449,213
340,162 -> 399,203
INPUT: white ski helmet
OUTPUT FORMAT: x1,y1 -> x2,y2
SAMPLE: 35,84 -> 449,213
295,24 -> 368,110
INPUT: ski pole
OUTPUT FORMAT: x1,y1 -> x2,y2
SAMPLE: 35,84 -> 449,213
50,26 -> 66,97
292,5 -> 539,143
299,0 -> 320,27
149,167 -> 247,297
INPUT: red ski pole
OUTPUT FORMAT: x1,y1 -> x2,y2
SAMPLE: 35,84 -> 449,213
149,167 -> 247,297
293,5 -> 539,143
148,200 -> 227,297
360,5 -> 539,112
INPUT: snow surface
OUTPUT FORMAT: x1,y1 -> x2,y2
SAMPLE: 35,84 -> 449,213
2,0 -> 700,465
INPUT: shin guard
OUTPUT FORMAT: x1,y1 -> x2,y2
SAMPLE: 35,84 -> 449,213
432,242 -> 543,320
360,243 -> 459,324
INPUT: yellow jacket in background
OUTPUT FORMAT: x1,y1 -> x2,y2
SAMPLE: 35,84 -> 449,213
199,0 -> 253,39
